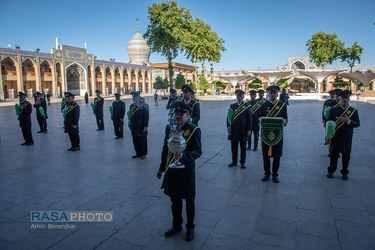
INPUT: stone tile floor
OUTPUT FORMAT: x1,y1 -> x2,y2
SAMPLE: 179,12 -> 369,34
0,97 -> 374,249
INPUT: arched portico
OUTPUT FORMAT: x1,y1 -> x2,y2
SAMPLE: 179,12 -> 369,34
65,62 -> 87,96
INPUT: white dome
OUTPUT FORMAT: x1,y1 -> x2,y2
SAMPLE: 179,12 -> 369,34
127,32 -> 151,65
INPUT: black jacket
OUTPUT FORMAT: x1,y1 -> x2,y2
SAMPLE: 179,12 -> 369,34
94,97 -> 104,118
166,96 -> 178,110
258,100 -> 288,157
64,101 -> 80,134
187,99 -> 200,126
129,102 -> 149,137
34,98 -> 47,120
159,122 -> 202,199
328,104 -> 360,154
112,100 -> 126,126
19,100 -> 32,128
248,99 -> 260,132
226,102 -> 252,141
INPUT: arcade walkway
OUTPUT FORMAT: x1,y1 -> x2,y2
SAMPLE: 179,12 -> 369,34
0,97 -> 374,249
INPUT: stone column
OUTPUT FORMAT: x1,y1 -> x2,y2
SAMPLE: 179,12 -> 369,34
0,67 -> 4,101
102,65 -> 107,95
185,71 -> 188,84
92,65 -> 96,96
142,70 -> 146,93
17,55 -> 23,93
149,70 -> 153,93
135,69 -> 139,91
120,66 -> 124,94
51,61 -> 57,97
36,58 -> 41,92
111,67 -> 116,94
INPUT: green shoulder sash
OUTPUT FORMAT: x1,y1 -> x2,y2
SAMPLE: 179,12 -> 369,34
267,101 -> 285,117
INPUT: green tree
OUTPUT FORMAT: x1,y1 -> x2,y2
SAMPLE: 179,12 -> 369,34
277,78 -> 289,89
340,41 -> 364,73
145,1 -> 192,87
332,76 -> 349,88
175,73 -> 185,89
306,31 -> 344,69
248,78 -> 262,89
213,80 -> 227,90
153,77 -> 169,96
198,77 -> 210,92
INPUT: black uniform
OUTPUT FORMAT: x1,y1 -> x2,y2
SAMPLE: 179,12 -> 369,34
159,122 -> 202,230
327,105 -> 360,175
247,99 -> 261,150
259,100 -> 288,177
166,96 -> 178,110
186,99 -> 200,126
112,100 -> 126,138
227,102 -> 252,165
94,96 -> 104,130
129,101 -> 149,157
34,98 -> 48,132
279,92 -> 289,105
84,92 -> 89,104
64,101 -> 80,148
19,100 -> 34,144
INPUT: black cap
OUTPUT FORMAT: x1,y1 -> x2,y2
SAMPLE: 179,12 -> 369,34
181,85 -> 195,94
64,92 -> 75,97
171,101 -> 192,114
249,90 -> 257,95
18,92 -> 26,97
338,90 -> 352,97
35,91 -> 42,95
235,89 -> 245,95
328,89 -> 335,95
114,93 -> 121,96
170,88 -> 177,93
131,91 -> 141,97
258,89 -> 265,94
95,89 -> 101,93
266,85 -> 280,92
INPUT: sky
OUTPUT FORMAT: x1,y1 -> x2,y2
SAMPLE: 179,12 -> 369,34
1,0 -> 374,71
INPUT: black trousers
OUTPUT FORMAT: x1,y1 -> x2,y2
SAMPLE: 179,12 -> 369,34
328,153 -> 350,175
37,118 -> 47,131
170,196 -> 195,230
263,156 -> 280,177
133,136 -> 147,156
248,130 -> 259,149
21,127 -> 33,143
68,133 -> 80,148
114,125 -> 123,137
231,140 -> 246,164
96,116 -> 104,129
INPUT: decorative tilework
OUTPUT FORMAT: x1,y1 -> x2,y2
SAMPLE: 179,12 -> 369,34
21,56 -> 36,63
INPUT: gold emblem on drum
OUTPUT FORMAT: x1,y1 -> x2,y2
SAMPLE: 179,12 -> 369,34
268,131 -> 275,140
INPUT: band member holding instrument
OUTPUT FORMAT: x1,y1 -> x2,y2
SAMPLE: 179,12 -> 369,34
94,90 -> 104,131
327,90 -> 360,180
34,92 -> 48,133
181,85 -> 200,126
227,89 -> 252,168
157,101 -> 202,242
64,92 -> 80,151
111,93 -> 126,139
322,89 -> 336,145
17,92 -> 34,146
128,91 -> 149,159
325,89 -> 342,157
247,90 -> 264,151
259,85 -> 288,183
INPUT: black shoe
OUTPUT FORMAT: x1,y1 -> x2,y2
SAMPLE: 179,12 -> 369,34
140,155 -> 146,160
115,137 -> 120,139
272,176 -> 279,183
185,229 -> 194,241
71,147 -> 80,151
37,130 -> 43,133
132,155 -> 141,158
164,227 -> 182,237
240,163 -> 246,169
262,175 -> 270,181
26,142 -> 34,146
21,142 -> 28,146
96,128 -> 101,131
67,147 -> 74,151
342,174 -> 348,180
228,162 -> 236,167
327,172 -> 333,179
253,147 -> 258,151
